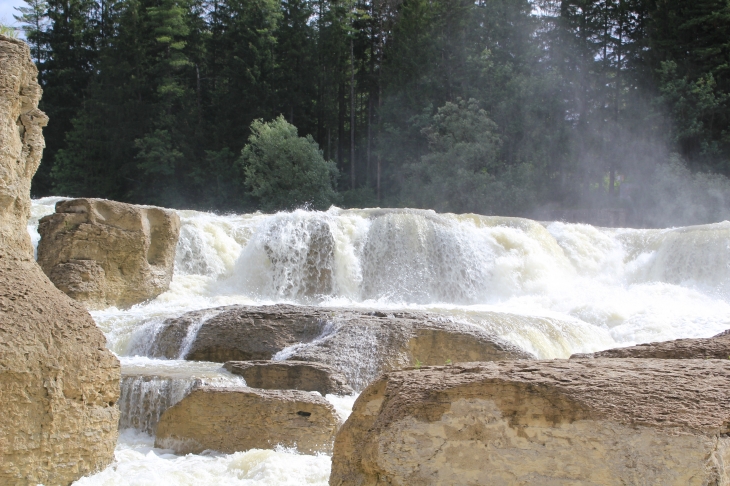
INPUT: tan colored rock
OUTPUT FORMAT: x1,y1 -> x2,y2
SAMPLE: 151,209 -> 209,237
0,35 -> 119,485
37,197 -> 181,309
572,329 -> 730,359
155,386 -> 339,454
331,359 -> 730,486
146,304 -> 534,389
224,360 -> 354,395
119,363 -> 245,434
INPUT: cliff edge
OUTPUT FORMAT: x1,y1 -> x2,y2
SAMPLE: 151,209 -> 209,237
0,35 -> 120,485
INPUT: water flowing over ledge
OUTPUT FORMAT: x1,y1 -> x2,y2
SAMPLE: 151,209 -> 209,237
28,198 -> 730,484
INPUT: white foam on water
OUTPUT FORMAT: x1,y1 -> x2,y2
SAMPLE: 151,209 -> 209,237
30,201 -> 728,485
72,429 -> 332,486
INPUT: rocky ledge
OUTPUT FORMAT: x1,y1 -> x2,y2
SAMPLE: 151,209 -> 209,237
224,360 -> 354,395
143,304 -> 534,390
571,329 -> 730,359
155,386 -> 340,454
331,359 -> 730,485
37,197 -> 180,309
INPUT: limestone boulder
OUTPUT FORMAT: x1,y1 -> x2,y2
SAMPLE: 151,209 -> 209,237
155,386 -> 339,454
119,363 -> 245,434
331,359 -> 730,486
146,305 -> 325,361
145,304 -> 534,389
37,197 -> 180,309
0,35 -> 120,485
224,360 -> 354,395
572,329 -> 730,359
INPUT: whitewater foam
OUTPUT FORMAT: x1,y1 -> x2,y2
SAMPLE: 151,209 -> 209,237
26,202 -> 728,485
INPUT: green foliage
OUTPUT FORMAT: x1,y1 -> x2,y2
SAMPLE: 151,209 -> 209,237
240,116 -> 339,211
0,22 -> 20,38
402,98 -> 534,215
14,0 -> 49,63
28,0 -> 730,222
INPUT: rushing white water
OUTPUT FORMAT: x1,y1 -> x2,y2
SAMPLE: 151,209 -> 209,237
29,199 -> 730,484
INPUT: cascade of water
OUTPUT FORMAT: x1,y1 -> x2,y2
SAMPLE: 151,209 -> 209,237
31,199 -> 727,484
118,359 -> 246,434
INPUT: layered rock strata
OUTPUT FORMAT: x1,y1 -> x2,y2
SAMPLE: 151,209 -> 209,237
331,359 -> 730,485
155,386 -> 339,454
224,360 -> 354,395
145,304 -> 534,389
0,35 -> 119,485
37,197 -> 180,309
572,328 -> 730,359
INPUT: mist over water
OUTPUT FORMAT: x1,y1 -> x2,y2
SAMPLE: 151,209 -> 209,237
29,197 -> 730,484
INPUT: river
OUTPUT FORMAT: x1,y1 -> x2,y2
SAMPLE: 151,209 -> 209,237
29,197 -> 730,485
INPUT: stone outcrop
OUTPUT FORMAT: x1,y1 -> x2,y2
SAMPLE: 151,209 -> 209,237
118,363 -> 245,434
155,386 -> 339,454
146,304 -> 534,389
0,35 -> 120,485
37,197 -> 181,309
331,359 -> 730,486
224,360 -> 354,395
572,329 -> 730,359
147,305 -> 325,361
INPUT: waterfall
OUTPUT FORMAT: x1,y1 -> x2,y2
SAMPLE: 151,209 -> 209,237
118,359 -> 246,434
28,200 -> 730,484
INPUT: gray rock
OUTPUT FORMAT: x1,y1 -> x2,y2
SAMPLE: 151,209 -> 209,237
224,360 -> 354,395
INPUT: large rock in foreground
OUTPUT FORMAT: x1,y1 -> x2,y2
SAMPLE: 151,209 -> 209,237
155,386 -> 339,454
143,304 -> 534,389
0,35 -> 120,485
37,197 -> 180,309
331,359 -> 730,485
224,360 -> 354,395
572,329 -> 730,359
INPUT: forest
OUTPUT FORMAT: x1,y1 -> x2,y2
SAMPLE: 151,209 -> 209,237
7,0 -> 730,224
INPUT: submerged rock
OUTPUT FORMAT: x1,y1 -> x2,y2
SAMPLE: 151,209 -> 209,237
37,197 -> 180,309
155,386 -> 339,454
331,359 -> 730,485
571,329 -> 730,359
224,360 -> 354,395
0,35 -> 120,485
149,305 -> 326,361
147,304 -> 534,390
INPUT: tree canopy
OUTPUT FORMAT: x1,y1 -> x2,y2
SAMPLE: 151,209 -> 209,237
14,0 -> 730,222
241,116 -> 339,211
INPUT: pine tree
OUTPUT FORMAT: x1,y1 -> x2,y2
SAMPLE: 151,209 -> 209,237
14,0 -> 49,66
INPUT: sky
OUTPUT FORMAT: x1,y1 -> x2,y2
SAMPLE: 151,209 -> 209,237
0,0 -> 25,28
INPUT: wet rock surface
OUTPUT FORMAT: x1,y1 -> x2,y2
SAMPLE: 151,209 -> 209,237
0,35 -> 120,486
37,197 -> 180,309
330,359 -> 730,486
571,328 -> 730,359
224,360 -> 354,395
147,304 -> 534,390
155,386 -> 339,454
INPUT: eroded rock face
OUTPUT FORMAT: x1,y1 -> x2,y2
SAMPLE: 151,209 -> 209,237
224,360 -> 354,395
331,359 -> 730,486
155,386 -> 339,454
147,305 -> 326,361
572,329 -> 730,359
145,304 -> 534,390
0,35 -> 120,485
37,197 -> 181,309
